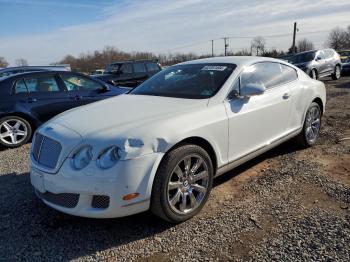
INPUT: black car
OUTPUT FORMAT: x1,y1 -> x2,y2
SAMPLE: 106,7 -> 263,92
287,49 -> 342,80
0,71 -> 128,148
95,60 -> 162,87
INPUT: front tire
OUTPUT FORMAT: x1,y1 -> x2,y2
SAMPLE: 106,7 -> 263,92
296,102 -> 321,148
0,116 -> 32,148
331,65 -> 341,80
151,144 -> 214,223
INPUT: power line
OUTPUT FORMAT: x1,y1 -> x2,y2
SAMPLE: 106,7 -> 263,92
155,29 -> 331,53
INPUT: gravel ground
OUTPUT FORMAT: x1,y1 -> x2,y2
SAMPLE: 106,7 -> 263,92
0,76 -> 349,261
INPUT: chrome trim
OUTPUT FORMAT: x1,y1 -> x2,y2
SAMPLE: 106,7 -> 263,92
215,127 -> 302,177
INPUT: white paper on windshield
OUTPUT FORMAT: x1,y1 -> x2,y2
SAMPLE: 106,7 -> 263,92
201,66 -> 227,71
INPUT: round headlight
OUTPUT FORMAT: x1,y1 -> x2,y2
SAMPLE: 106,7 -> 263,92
71,145 -> 93,170
97,146 -> 120,169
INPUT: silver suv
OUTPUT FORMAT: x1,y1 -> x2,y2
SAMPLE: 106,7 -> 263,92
288,49 -> 341,80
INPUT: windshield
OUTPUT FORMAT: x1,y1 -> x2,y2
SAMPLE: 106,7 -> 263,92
105,63 -> 121,73
288,51 -> 316,64
130,63 -> 236,99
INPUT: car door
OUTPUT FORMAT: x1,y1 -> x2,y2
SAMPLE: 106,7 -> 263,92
133,62 -> 149,86
325,50 -> 336,73
114,63 -> 136,87
224,62 -> 293,162
59,73 -> 117,105
315,50 -> 328,75
21,73 -> 70,123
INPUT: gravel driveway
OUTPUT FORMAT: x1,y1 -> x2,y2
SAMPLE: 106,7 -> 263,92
0,77 -> 349,261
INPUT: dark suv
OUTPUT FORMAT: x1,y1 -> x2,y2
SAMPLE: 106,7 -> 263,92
0,71 -> 128,148
288,49 -> 341,80
95,60 -> 162,87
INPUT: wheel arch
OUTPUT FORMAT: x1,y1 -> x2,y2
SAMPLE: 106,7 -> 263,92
0,112 -> 38,130
162,136 -> 218,175
312,97 -> 324,115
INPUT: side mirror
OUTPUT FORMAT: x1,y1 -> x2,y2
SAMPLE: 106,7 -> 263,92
240,83 -> 265,97
98,84 -> 110,93
315,56 -> 322,61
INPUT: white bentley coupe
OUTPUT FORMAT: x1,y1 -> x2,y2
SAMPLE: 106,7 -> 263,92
30,57 -> 326,223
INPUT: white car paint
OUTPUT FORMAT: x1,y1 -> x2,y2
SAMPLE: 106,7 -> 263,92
30,56 -> 326,218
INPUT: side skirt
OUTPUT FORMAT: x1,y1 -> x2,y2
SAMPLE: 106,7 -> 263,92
215,128 -> 302,177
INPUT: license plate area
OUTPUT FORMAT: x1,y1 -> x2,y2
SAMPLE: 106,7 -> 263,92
30,168 -> 45,193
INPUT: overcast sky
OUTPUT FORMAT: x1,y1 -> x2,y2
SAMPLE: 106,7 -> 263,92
0,0 -> 349,65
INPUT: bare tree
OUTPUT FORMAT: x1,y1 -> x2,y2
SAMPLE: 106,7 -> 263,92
326,27 -> 348,50
15,58 -> 28,67
0,57 -> 9,68
297,38 -> 315,52
251,36 -> 266,56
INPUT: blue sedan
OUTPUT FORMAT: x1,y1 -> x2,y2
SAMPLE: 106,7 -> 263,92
0,71 -> 128,148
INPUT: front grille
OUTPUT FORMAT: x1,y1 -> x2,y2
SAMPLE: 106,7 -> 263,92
91,195 -> 110,209
37,190 -> 79,208
32,133 -> 62,169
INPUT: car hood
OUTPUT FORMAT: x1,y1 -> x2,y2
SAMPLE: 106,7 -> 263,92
50,94 -> 208,138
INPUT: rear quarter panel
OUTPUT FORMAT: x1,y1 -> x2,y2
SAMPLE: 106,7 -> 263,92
288,71 -> 326,131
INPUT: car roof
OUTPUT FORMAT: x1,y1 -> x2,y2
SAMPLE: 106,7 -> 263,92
177,56 -> 287,67
109,59 -> 158,64
0,70 -> 82,82
0,65 -> 70,72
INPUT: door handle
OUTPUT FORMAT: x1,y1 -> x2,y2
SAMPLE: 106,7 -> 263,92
71,95 -> 83,101
27,98 -> 37,103
282,93 -> 291,99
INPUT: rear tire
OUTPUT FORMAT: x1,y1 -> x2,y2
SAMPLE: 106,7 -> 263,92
151,144 -> 214,223
331,65 -> 341,80
0,116 -> 32,148
295,102 -> 321,148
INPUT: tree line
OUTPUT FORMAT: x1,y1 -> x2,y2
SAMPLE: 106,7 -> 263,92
1,25 -> 349,72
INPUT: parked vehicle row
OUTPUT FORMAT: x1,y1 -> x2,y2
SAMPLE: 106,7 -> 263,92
286,49 -> 341,80
0,71 -> 128,147
29,56 -> 326,223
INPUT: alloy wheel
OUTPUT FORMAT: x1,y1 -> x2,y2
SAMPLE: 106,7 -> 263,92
335,66 -> 341,79
0,119 -> 28,145
167,154 -> 209,214
305,106 -> 321,144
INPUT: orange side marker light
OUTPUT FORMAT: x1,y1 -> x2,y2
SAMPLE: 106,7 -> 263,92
122,193 -> 140,201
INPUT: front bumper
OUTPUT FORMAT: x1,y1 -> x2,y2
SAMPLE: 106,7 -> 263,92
30,152 -> 163,218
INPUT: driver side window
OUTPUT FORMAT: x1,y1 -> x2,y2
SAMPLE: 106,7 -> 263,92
241,62 -> 282,90
61,75 -> 103,91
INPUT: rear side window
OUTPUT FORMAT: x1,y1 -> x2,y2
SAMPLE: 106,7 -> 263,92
280,64 -> 298,83
24,76 -> 60,93
146,62 -> 160,72
14,79 -> 28,94
133,63 -> 146,73
241,62 -> 282,89
120,63 -> 133,74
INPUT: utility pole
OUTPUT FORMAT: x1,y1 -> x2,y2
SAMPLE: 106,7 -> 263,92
223,37 -> 229,56
292,22 -> 297,53
211,40 -> 214,57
